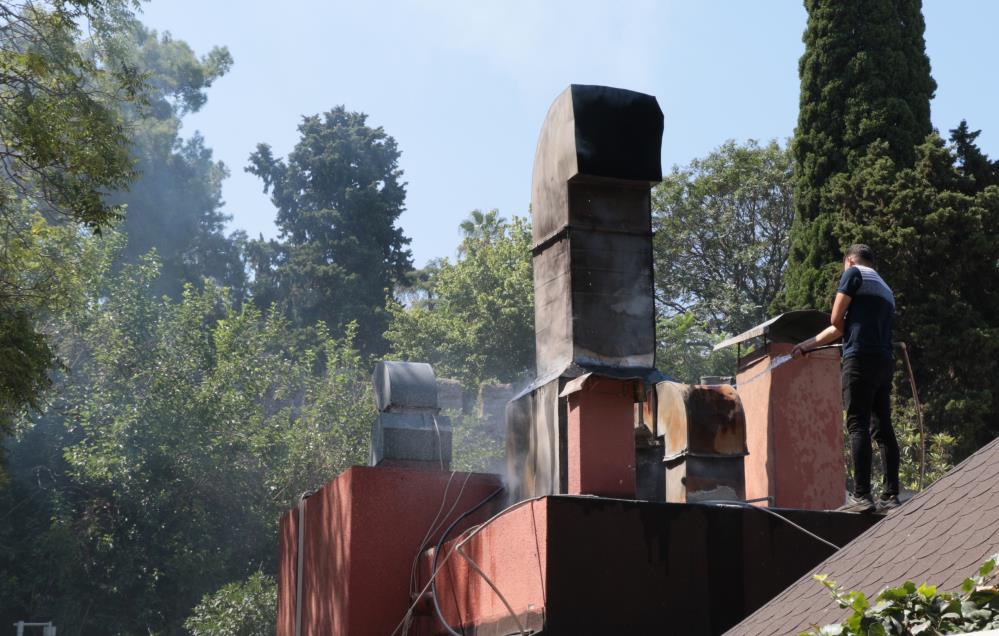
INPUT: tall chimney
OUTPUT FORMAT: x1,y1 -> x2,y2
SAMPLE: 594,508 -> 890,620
506,85 -> 664,501
531,85 -> 663,376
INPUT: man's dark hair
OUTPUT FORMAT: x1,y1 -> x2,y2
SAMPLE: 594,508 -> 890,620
845,244 -> 875,266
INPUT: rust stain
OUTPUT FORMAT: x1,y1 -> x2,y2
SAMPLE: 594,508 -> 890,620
656,382 -> 747,457
655,382 -> 690,455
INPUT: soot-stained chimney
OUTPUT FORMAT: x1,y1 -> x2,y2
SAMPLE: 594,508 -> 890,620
506,85 -> 665,502
531,84 -> 663,375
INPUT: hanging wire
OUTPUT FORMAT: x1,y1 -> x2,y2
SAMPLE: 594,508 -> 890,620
455,543 -> 528,635
389,487 -> 508,636
694,499 -> 840,551
431,487 -> 509,636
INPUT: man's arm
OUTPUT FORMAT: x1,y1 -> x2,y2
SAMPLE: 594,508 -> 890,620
791,292 -> 852,358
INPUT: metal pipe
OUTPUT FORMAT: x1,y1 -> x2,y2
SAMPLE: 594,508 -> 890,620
294,490 -> 312,636
897,342 -> 926,490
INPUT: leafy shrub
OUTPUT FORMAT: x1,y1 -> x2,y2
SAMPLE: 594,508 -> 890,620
185,572 -> 276,636
804,553 -> 999,635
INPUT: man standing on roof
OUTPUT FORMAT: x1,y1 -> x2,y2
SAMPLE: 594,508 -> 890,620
791,244 -> 900,513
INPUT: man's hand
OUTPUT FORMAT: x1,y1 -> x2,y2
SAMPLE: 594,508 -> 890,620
790,292 -> 849,361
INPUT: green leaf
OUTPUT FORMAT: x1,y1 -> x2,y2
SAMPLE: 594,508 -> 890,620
850,591 -> 870,613
980,557 -> 997,579
910,620 -> 931,634
880,585 -> 911,601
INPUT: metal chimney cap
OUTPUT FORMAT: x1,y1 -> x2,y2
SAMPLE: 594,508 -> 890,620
712,310 -> 832,351
372,360 -> 438,412
530,84 -> 664,247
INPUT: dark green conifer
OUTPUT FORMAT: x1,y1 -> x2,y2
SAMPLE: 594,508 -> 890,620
949,120 -> 999,192
247,107 -> 413,354
783,0 -> 936,308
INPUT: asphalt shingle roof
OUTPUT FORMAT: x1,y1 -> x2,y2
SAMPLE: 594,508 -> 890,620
726,434 -> 999,636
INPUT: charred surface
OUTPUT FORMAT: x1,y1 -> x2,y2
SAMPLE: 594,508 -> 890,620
508,84 -> 664,502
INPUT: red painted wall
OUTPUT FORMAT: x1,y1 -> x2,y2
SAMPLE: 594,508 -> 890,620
426,499 -> 549,634
276,466 -> 502,636
566,377 -> 637,498
739,342 -> 844,509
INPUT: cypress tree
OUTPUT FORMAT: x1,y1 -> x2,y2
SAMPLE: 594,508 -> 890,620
783,0 -> 936,308
246,107 -> 413,354
949,120 -> 999,192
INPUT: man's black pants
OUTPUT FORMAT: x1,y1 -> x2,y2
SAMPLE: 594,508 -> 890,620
842,355 -> 899,497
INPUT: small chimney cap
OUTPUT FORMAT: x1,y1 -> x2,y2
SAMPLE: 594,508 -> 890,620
712,310 -> 832,352
372,360 -> 438,412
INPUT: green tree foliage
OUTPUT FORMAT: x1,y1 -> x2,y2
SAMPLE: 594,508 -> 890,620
449,409 -> 504,473
827,136 -> 999,459
949,120 -> 999,193
784,0 -> 937,308
651,140 -> 793,382
106,23 -> 245,298
386,210 -> 534,389
805,553 -> 999,635
655,313 -> 736,385
0,242 -> 372,633
246,107 -> 413,353
0,208 -> 114,480
859,397 -> 954,496
185,572 -> 277,636
1,0 -> 141,471
0,0 -> 141,232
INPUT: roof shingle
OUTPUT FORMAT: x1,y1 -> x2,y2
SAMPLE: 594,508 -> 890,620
726,434 -> 999,636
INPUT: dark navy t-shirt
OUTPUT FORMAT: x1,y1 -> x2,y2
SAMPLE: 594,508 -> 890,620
837,265 -> 895,359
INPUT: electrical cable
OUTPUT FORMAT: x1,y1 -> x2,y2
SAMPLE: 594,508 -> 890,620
412,414 -> 456,599
389,524 -> 477,636
432,414 -> 446,471
455,543 -> 528,635
408,472 -> 457,597
396,414 -> 456,633
403,472 -> 474,635
389,486 -> 507,636
439,496 -> 550,636
431,486 -> 506,636
694,499 -> 840,550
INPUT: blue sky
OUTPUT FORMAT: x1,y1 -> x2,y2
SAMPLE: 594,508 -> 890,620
140,1 -> 999,268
